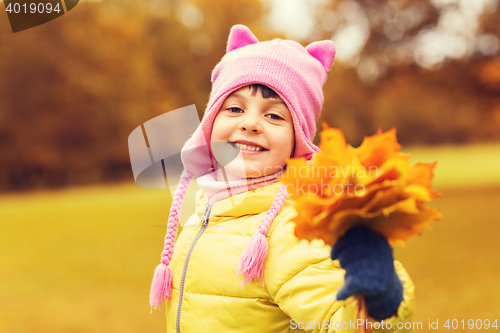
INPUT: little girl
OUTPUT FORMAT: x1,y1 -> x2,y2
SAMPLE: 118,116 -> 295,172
150,25 -> 415,333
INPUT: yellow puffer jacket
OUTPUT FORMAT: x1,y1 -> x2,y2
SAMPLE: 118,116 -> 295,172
165,182 -> 415,333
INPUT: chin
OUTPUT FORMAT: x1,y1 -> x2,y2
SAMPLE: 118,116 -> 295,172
224,167 -> 264,179
245,173 -> 264,179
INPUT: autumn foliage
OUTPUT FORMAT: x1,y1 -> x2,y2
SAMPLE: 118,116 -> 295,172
281,124 -> 442,246
1,0 -> 499,193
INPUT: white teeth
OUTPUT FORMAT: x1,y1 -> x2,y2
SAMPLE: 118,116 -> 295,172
234,143 -> 264,151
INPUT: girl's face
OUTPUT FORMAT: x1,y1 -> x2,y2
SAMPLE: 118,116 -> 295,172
211,85 -> 295,180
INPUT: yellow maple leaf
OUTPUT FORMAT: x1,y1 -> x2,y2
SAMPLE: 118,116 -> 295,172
280,123 -> 442,246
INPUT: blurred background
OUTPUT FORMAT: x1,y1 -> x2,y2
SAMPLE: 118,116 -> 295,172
0,0 -> 499,332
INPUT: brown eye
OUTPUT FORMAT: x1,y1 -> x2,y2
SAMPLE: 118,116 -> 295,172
268,113 -> 284,121
227,107 -> 243,113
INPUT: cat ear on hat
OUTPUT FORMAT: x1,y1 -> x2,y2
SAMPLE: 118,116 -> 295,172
226,24 -> 259,53
306,40 -> 336,72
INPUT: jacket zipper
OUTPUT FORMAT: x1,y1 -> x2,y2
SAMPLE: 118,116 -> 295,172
176,203 -> 213,333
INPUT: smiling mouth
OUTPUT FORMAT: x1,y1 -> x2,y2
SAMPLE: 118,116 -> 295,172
230,142 -> 267,152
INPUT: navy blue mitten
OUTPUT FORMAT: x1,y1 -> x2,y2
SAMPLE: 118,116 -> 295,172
331,226 -> 404,320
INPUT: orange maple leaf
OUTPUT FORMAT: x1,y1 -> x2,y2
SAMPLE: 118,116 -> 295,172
280,123 -> 442,246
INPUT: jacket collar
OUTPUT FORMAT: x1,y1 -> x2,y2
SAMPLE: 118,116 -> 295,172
195,182 -> 283,221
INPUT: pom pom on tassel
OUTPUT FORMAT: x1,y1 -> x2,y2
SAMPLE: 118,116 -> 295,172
236,232 -> 268,286
149,263 -> 172,311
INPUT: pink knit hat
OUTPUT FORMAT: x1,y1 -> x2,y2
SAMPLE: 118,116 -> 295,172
182,24 -> 336,177
150,24 -> 336,309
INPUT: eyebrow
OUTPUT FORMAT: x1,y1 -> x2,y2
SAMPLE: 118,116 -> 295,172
229,92 -> 286,105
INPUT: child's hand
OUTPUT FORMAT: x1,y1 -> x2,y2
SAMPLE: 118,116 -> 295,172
330,226 -> 404,320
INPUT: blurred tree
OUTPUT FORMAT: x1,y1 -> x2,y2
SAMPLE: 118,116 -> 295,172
0,0 -> 498,192
0,0 -> 267,191
306,0 -> 500,146
311,0 -> 500,72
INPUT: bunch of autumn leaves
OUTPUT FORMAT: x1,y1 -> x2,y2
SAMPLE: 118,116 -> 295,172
280,124 -> 442,247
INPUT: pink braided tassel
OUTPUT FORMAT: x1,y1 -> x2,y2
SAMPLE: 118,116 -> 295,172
236,231 -> 268,286
236,184 -> 288,286
149,169 -> 193,310
150,263 -> 172,310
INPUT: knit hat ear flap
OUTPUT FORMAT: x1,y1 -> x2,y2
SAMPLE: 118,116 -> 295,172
236,183 -> 289,286
150,169 -> 194,310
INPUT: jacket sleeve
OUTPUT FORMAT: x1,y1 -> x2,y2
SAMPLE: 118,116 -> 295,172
263,206 -> 416,333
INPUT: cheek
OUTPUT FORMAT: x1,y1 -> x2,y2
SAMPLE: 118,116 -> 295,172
272,128 -> 295,159
284,127 -> 295,156
211,116 -> 227,142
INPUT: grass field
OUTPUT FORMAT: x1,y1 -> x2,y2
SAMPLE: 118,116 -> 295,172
1,143 -> 499,332
0,184 -> 170,333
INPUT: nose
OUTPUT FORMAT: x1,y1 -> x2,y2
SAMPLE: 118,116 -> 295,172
238,112 -> 263,133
